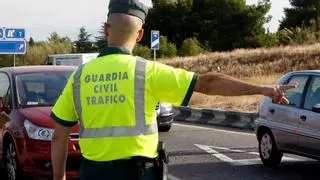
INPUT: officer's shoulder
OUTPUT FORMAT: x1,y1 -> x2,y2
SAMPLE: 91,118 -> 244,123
135,56 -> 165,65
135,56 -> 148,62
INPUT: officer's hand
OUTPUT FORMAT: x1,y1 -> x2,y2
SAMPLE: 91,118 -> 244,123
262,82 -> 298,105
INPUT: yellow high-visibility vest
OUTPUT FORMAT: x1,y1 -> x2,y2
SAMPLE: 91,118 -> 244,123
51,47 -> 197,162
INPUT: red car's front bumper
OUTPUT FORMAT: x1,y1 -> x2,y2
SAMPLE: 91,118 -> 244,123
18,139 -> 81,179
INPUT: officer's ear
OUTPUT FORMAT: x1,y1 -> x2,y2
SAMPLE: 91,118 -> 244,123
136,28 -> 144,43
104,23 -> 110,37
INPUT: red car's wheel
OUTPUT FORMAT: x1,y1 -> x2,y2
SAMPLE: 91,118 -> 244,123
4,141 -> 20,180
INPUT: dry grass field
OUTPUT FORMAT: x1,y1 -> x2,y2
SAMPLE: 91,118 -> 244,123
160,43 -> 320,112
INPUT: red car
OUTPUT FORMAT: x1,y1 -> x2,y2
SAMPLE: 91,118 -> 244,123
0,66 -> 80,180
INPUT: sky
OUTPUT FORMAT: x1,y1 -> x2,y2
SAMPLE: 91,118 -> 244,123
0,0 -> 290,41
247,0 -> 291,32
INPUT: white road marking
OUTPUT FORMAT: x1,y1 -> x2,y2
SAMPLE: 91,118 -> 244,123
210,145 -> 301,161
231,158 -> 262,166
195,144 -> 233,163
168,174 -> 181,180
173,123 -> 255,136
210,145 -> 257,154
195,144 -> 303,166
231,157 -> 303,166
248,152 -> 259,155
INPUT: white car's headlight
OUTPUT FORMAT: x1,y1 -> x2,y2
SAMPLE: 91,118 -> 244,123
24,120 -> 54,141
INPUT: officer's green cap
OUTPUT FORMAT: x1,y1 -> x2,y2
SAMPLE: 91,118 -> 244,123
108,0 -> 149,22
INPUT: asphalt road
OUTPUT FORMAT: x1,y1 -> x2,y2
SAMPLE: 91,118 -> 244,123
162,123 -> 320,180
1,123 -> 319,180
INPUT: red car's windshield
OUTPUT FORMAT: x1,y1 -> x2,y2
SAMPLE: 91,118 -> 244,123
15,71 -> 73,107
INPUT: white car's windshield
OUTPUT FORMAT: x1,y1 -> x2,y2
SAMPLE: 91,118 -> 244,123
15,71 -> 72,107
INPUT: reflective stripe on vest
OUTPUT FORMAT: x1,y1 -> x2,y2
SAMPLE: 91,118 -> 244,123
72,56 -> 158,138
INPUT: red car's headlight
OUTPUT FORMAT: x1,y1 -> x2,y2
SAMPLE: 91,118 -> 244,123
24,120 -> 54,141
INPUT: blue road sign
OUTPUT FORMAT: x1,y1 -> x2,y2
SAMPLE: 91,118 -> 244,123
5,28 -> 25,39
151,30 -> 160,50
0,40 -> 26,54
0,27 -> 26,54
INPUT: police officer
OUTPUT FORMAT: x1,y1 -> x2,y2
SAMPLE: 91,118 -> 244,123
50,0 -> 297,180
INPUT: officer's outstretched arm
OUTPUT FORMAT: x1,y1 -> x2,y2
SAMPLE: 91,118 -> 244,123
193,72 -> 297,104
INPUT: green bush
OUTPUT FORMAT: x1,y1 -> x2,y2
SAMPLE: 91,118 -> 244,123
277,27 -> 320,45
166,42 -> 177,57
0,55 -> 14,67
133,44 -> 152,60
179,38 -> 204,57
158,36 -> 177,58
256,33 -> 279,48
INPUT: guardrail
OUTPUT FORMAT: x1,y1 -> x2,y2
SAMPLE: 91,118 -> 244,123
173,106 -> 258,130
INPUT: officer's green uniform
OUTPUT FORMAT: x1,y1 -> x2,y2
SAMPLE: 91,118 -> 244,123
51,0 -> 197,179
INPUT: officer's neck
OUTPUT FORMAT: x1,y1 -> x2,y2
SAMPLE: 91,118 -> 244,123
108,42 -> 134,53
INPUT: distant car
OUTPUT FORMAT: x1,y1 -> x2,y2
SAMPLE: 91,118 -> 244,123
0,66 -> 80,180
156,103 -> 174,132
255,70 -> 320,167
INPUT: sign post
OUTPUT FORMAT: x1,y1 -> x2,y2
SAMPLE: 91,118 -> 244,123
151,30 -> 160,61
0,27 -> 27,66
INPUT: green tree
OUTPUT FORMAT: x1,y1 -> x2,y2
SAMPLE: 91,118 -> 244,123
76,26 -> 93,53
95,23 -> 108,51
47,32 -> 72,44
280,0 -> 320,31
189,0 -> 271,50
143,1 -> 192,47
143,0 -> 271,51
29,37 -> 35,47
47,32 -> 62,43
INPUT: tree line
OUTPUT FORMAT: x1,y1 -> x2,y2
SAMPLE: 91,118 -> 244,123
0,0 -> 319,67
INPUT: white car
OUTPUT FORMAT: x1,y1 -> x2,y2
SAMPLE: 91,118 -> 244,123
255,70 -> 320,167
156,103 -> 174,132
